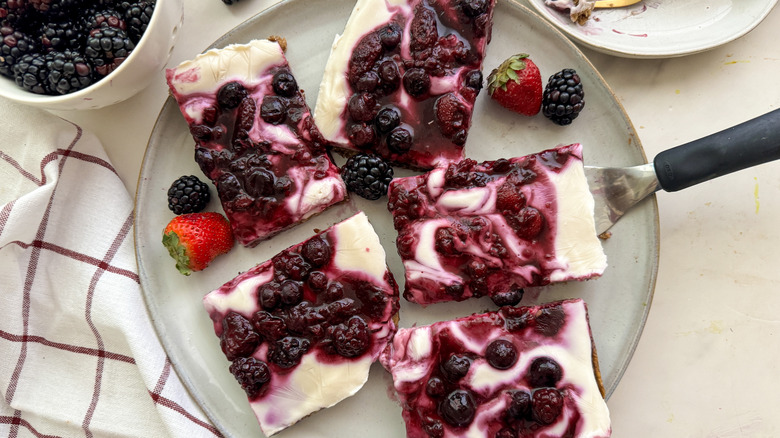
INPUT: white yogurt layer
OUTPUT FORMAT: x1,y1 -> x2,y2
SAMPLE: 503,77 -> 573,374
398,144 -> 607,303
166,39 -> 347,246
202,212 -> 396,436
381,299 -> 612,437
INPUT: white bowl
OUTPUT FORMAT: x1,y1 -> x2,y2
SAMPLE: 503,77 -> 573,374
0,0 -> 183,110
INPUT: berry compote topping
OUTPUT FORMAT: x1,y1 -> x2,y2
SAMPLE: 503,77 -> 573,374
203,212 -> 399,437
387,143 -> 607,305
314,0 -> 497,170
380,299 -> 612,438
166,40 -> 347,248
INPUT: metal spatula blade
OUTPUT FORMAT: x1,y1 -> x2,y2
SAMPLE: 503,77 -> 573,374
585,109 -> 780,235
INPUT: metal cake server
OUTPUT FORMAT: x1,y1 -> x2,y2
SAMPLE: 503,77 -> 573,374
586,109 -> 780,234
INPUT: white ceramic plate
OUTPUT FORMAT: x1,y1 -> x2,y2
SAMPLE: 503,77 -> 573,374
134,1 -> 658,436
525,0 -> 779,58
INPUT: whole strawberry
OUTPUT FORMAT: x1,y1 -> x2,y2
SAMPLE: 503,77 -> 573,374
162,212 -> 234,275
486,53 -> 542,116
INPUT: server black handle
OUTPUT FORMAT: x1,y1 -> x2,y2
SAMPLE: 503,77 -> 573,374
653,109 -> 780,192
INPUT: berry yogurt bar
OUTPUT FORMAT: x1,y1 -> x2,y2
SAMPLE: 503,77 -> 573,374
203,212 -> 400,436
314,0 -> 496,170
380,299 -> 611,437
166,39 -> 347,247
387,143 -> 607,305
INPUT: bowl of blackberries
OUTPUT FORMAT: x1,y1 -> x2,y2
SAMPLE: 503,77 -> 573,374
0,0 -> 183,110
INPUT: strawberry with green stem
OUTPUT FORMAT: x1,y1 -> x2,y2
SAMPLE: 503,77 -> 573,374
487,53 -> 543,117
162,212 -> 234,275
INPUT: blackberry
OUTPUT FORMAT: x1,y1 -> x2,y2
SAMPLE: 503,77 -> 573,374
229,357 -> 270,398
29,0 -> 84,17
46,49 -> 93,94
122,1 -> 154,43
542,68 -> 584,126
0,25 -> 38,78
39,19 -> 88,52
13,52 -> 49,94
167,175 -> 211,214
84,26 -> 134,76
221,0 -> 239,4
0,0 -> 27,25
83,7 -> 126,31
341,153 -> 394,200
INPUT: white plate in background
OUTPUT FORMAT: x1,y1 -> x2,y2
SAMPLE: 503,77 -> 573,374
525,0 -> 779,58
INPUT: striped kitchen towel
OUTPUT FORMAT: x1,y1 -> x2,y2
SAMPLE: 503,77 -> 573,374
0,98 -> 220,438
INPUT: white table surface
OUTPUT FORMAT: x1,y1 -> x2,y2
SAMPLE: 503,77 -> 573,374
52,1 -> 780,436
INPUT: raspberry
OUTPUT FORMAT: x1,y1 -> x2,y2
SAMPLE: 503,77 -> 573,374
229,357 -> 270,398
167,175 -> 211,215
409,4 -> 437,52
506,206 -> 544,240
435,93 -> 468,143
220,312 -> 261,361
532,388 -> 563,425
341,153 -> 394,200
542,68 -> 585,126
348,32 -> 382,85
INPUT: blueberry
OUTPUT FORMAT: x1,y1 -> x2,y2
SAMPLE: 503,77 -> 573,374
301,236 -> 331,267
272,69 -> 298,97
280,279 -> 304,306
506,390 -> 532,420
260,95 -> 286,124
375,107 -> 401,134
387,127 -> 413,153
490,288 -> 524,307
379,23 -> 402,49
485,339 -> 518,370
403,67 -> 430,97
426,376 -> 446,398
439,389 -> 476,427
441,354 -> 471,382
217,81 -> 248,109
528,357 -> 562,388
